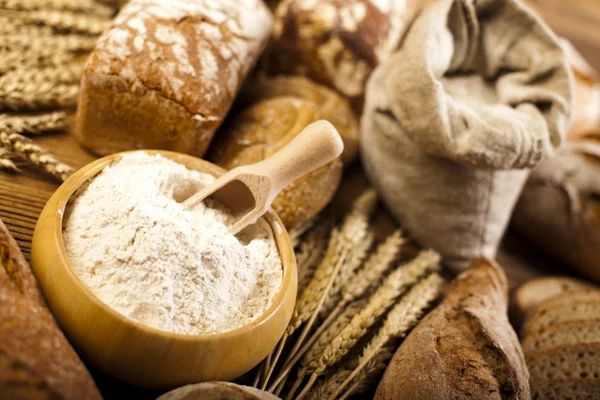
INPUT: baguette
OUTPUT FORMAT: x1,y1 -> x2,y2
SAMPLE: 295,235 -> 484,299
374,258 -> 529,400
0,218 -> 101,400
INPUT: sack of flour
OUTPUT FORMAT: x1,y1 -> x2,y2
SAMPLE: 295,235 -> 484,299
361,0 -> 572,270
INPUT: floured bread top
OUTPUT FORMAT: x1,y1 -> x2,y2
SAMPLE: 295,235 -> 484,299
88,0 -> 273,119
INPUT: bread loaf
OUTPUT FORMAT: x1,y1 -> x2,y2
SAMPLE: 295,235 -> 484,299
511,276 -> 595,327
209,91 -> 345,229
157,382 -> 280,400
0,218 -> 101,400
240,76 -> 359,164
263,0 -> 421,110
76,0 -> 273,157
374,258 -> 530,400
512,137 -> 600,283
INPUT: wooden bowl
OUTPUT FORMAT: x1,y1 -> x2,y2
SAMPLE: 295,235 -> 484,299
31,150 -> 297,389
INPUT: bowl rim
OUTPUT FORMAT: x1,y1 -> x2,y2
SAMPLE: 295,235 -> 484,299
49,149 -> 295,342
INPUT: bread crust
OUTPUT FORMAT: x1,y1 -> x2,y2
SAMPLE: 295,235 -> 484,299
0,219 -> 101,400
374,258 -> 530,400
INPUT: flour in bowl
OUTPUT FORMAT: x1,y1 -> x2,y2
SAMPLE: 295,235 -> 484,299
62,152 -> 282,335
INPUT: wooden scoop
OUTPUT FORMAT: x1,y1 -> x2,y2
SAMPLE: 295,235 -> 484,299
183,120 -> 344,234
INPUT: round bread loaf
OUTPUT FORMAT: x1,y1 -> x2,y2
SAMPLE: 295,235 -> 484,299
209,96 -> 343,229
158,382 -> 279,400
242,75 -> 359,164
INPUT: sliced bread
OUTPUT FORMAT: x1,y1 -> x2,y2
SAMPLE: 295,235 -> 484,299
527,342 -> 600,382
522,300 -> 600,338
522,318 -> 600,356
531,378 -> 600,400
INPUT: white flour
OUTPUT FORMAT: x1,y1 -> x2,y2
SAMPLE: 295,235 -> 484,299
63,152 -> 282,335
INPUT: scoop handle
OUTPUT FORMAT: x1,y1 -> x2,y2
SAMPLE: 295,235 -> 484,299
252,120 -> 344,198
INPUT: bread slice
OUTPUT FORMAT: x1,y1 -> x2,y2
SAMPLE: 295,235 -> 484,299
522,319 -> 600,356
527,342 -> 600,382
522,300 -> 600,338
531,289 -> 600,311
531,378 -> 600,400
511,277 -> 594,327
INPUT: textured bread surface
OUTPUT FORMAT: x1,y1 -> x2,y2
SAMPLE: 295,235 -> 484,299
523,299 -> 600,337
522,319 -> 600,356
209,94 -> 344,229
527,342 -> 600,382
0,219 -> 101,400
531,378 -> 600,400
158,381 -> 280,400
512,276 -> 594,326
76,0 -> 273,157
374,258 -> 529,400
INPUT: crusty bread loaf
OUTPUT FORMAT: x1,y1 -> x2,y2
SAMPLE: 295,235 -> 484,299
263,0 -> 421,110
240,76 -> 359,164
522,300 -> 600,339
511,276 -> 595,327
0,219 -> 101,400
374,258 -> 529,400
209,95 -> 343,229
512,137 -> 600,283
522,319 -> 600,356
158,382 -> 280,400
527,342 -> 600,382
76,0 -> 273,157
531,378 -> 600,400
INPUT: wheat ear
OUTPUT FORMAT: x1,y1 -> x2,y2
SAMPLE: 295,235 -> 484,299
0,0 -> 114,17
0,17 -> 52,36
272,230 -> 405,390
0,111 -> 69,136
0,131 -> 73,181
295,250 -> 441,400
0,49 -> 76,74
332,273 -> 444,400
0,80 -> 78,111
3,10 -> 111,35
264,191 -> 376,390
295,220 -> 330,295
0,146 -> 19,172
1,34 -> 97,53
0,64 -> 84,88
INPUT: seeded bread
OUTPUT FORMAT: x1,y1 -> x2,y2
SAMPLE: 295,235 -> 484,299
209,96 -> 343,229
0,219 -> 101,400
76,0 -> 273,157
522,319 -> 600,356
527,342 -> 600,382
375,258 -> 529,400
511,276 -> 594,327
522,300 -> 600,341
531,378 -> 600,400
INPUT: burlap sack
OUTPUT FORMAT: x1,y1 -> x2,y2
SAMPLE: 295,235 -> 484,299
361,0 -> 572,270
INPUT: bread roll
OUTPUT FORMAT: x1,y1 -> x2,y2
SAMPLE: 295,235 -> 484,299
511,137 -> 600,283
241,75 -> 359,164
76,0 -> 273,157
0,219 -> 101,400
209,95 -> 343,229
263,0 -> 420,110
375,258 -> 530,400
158,382 -> 279,400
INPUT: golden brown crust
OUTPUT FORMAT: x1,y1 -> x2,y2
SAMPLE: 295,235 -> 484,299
209,96 -> 343,229
158,382 -> 280,400
0,219 -> 101,400
374,258 -> 530,400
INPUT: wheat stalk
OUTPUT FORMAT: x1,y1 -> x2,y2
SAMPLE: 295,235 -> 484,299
294,250 -> 441,399
0,146 -> 19,172
0,64 -> 84,87
1,34 -> 97,52
0,79 -> 79,111
296,220 -> 330,295
263,191 -> 377,390
0,0 -> 114,17
0,48 -> 75,73
0,131 -> 73,181
332,273 -> 444,399
337,345 -> 396,400
306,366 -> 354,400
272,230 -> 405,392
3,10 -> 111,35
0,111 -> 69,136
0,16 -> 52,36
